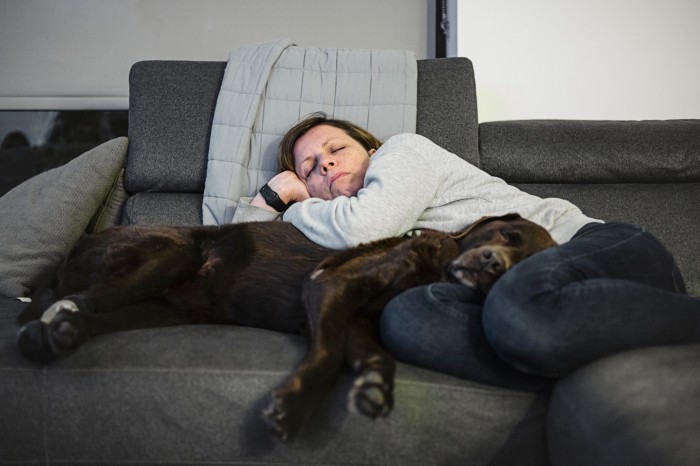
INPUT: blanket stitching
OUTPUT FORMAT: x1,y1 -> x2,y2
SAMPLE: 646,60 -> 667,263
333,49 -> 339,114
298,48 -> 307,122
367,50 -> 373,128
208,114 -> 418,139
212,89 -> 413,106
225,42 -> 279,216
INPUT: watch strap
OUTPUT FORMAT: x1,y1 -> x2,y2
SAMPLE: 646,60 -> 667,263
259,183 -> 288,212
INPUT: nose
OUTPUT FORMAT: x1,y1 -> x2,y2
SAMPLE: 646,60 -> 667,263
320,157 -> 336,174
480,248 -> 504,274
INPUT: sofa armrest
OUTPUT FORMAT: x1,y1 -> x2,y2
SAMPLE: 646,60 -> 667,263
548,344 -> 700,466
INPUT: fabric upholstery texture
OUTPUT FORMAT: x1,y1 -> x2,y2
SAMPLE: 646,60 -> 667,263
479,119 -> 700,183
0,137 -> 128,297
417,58 -> 479,167
122,193 -> 203,226
125,61 -> 225,194
87,168 -> 128,233
548,344 -> 700,466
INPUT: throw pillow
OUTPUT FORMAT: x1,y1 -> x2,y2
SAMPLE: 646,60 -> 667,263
0,137 -> 128,297
87,168 -> 128,233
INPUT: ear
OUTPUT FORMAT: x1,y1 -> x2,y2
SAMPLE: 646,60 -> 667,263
451,216 -> 498,240
369,148 -> 377,156
451,213 -> 523,239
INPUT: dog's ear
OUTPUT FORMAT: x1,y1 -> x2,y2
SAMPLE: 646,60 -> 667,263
451,213 -> 522,240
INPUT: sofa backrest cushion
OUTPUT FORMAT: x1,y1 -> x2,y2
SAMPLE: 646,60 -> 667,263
480,120 -> 700,296
126,61 -> 226,195
480,119 -> 700,183
123,57 -> 479,226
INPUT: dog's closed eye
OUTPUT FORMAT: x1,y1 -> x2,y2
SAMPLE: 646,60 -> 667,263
499,229 -> 523,244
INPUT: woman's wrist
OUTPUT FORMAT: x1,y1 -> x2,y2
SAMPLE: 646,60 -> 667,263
251,171 -> 310,212
266,178 -> 296,204
250,193 -> 279,212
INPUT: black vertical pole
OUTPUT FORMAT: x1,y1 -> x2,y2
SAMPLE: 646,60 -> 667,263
435,0 -> 447,58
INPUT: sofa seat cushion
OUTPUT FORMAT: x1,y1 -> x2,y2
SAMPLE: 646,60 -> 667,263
0,297 -> 549,466
121,192 -> 204,226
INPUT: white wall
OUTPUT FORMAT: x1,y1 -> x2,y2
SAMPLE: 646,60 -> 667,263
0,0 -> 431,110
457,0 -> 700,122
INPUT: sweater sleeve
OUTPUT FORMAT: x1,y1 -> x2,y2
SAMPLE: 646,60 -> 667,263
282,142 -> 440,249
231,197 -> 281,224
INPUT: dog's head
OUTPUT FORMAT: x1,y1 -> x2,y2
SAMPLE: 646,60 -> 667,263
448,214 -> 557,294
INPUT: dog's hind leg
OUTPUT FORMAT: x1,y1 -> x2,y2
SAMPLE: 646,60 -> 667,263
263,325 -> 348,440
17,297 -> 194,364
81,298 -> 194,335
345,315 -> 396,419
17,229 -> 204,364
263,276 -> 354,441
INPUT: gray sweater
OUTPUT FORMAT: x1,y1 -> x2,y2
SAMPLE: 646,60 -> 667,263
232,133 -> 600,249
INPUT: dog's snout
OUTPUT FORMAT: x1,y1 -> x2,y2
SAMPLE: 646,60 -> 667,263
480,248 -> 504,274
447,262 -> 460,275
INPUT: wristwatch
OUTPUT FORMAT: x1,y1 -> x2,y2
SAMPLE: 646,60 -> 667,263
259,183 -> 288,212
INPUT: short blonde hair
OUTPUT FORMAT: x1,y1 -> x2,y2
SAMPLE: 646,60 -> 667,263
278,112 -> 383,173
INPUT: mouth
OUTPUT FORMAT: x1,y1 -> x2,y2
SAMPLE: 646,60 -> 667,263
448,265 -> 479,289
448,261 -> 504,294
329,172 -> 347,188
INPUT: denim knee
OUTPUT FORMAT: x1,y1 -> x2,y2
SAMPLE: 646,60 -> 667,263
380,284 -> 483,373
482,263 -> 566,377
380,283 -> 552,388
380,283 -> 480,353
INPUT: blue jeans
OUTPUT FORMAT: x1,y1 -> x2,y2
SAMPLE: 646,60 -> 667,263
380,223 -> 700,386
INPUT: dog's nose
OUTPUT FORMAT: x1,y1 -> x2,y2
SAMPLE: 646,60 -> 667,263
480,249 -> 504,274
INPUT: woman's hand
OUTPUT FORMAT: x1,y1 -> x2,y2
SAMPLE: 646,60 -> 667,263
250,171 -> 311,212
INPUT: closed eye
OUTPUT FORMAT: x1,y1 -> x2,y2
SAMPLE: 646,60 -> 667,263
304,160 -> 317,179
500,229 -> 523,244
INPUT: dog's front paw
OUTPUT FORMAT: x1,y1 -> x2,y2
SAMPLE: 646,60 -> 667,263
262,378 -> 317,441
17,321 -> 56,364
17,300 -> 86,364
347,369 -> 393,419
262,393 -> 294,442
262,389 -> 299,441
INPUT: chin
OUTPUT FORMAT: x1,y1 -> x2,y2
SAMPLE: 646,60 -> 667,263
335,190 -> 359,199
337,182 -> 363,198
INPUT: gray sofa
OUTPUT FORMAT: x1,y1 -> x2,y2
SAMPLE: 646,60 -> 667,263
1,57 -> 699,466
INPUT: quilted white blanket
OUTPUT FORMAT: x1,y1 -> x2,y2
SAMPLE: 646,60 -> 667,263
202,39 -> 417,225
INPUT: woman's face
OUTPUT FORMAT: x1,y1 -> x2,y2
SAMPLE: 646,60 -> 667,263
293,124 -> 375,200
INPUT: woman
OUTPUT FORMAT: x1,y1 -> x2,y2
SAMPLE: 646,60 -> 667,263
232,112 -> 700,389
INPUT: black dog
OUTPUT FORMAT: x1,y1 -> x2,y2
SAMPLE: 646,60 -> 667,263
17,213 -> 556,439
